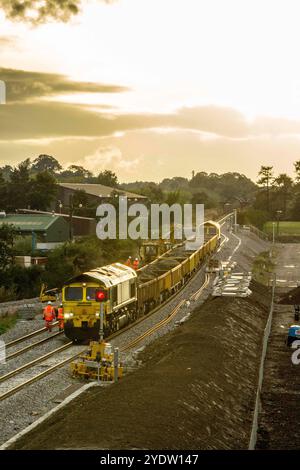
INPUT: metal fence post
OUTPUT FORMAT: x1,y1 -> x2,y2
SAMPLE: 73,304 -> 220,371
114,347 -> 119,383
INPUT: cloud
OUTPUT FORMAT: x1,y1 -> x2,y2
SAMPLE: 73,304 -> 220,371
2,76 -> 300,143
0,0 -> 116,24
82,145 -> 140,174
0,67 -> 129,103
0,128 -> 299,182
0,35 -> 17,46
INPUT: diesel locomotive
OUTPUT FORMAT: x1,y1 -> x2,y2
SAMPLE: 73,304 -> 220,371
62,220 -> 221,342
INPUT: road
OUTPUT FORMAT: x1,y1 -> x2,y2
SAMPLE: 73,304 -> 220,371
274,243 -> 300,288
257,242 -> 300,449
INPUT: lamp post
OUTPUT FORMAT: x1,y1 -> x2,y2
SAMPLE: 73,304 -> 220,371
58,200 -> 63,214
272,222 -> 275,244
276,210 -> 282,237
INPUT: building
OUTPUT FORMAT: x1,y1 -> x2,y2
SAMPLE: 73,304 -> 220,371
0,213 -> 69,250
15,184 -> 147,242
19,209 -> 96,238
56,183 -> 147,211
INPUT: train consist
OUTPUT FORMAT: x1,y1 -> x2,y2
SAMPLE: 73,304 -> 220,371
62,220 -> 221,342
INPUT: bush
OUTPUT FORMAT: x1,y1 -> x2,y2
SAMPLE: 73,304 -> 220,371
238,208 -> 270,230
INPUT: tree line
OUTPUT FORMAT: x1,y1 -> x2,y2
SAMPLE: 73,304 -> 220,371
0,155 -> 119,212
250,162 -> 300,224
0,154 -> 258,214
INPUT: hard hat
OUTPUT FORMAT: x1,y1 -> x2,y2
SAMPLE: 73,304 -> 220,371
60,303 -> 63,307
48,301 -> 51,305
128,256 -> 132,259
135,258 -> 138,261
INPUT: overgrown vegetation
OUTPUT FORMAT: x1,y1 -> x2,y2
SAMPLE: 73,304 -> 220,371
252,251 -> 275,286
0,227 -> 140,301
0,314 -> 17,335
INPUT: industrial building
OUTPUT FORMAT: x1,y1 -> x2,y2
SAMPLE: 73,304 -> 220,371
56,183 -> 146,210
0,213 -> 69,250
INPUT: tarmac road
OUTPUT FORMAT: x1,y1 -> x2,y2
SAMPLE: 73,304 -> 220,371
275,243 -> 300,288
256,241 -> 300,449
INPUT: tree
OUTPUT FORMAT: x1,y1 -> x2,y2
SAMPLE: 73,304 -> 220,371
97,170 -> 118,188
0,0 -> 113,23
29,171 -> 58,211
191,191 -> 213,209
0,165 -> 13,181
160,177 -> 189,191
273,173 -> 293,217
7,159 -> 31,210
0,224 -> 18,270
295,161 -> 300,183
60,165 -> 92,179
0,172 -> 8,210
257,166 -> 273,212
31,155 -> 62,174
137,184 -> 164,203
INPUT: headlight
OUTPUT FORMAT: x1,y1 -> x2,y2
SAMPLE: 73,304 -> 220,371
64,313 -> 74,319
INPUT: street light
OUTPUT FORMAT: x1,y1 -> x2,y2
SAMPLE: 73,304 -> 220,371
58,200 -> 63,214
276,210 -> 282,236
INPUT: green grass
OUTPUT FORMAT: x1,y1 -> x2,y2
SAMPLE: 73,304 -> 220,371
0,314 -> 17,335
264,221 -> 300,236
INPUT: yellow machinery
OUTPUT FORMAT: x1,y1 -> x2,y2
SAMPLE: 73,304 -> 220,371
140,239 -> 173,263
39,283 -> 59,303
71,341 -> 123,382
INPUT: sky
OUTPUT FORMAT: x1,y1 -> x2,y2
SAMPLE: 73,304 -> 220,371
1,0 -> 300,182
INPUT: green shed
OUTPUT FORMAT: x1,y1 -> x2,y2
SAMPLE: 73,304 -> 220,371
0,214 -> 69,250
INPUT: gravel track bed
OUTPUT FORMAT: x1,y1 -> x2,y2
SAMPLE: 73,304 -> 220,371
1,315 -> 45,344
0,331 -> 69,376
0,228 -> 266,446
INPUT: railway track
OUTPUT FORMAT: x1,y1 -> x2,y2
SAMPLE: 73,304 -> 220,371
6,321 -> 59,349
0,347 -> 85,402
121,299 -> 186,352
0,272 -> 211,402
0,342 -> 80,402
191,273 -> 210,301
0,214 -> 234,403
6,331 -> 63,360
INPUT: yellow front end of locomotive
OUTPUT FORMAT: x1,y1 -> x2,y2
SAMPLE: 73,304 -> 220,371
62,281 -> 110,342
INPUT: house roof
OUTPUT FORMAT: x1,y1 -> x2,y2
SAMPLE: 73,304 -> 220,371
59,183 -> 146,200
0,214 -> 64,232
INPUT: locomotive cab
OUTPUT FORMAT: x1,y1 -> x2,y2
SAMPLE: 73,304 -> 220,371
62,263 -> 137,343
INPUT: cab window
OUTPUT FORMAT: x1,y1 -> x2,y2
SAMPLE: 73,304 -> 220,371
86,287 -> 97,301
65,287 -> 83,301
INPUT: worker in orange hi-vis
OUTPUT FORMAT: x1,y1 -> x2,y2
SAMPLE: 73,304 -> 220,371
133,258 -> 139,270
57,303 -> 64,332
43,301 -> 56,332
125,256 -> 132,267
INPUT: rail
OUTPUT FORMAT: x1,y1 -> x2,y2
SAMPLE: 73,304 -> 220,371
6,322 -> 59,348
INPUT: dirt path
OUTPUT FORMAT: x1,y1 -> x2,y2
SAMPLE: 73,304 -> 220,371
257,243 -> 300,449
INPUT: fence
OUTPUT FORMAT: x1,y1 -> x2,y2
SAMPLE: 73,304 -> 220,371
249,225 -> 270,241
248,274 -> 276,449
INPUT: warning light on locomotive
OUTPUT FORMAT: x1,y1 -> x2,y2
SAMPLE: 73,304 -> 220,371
95,289 -> 107,302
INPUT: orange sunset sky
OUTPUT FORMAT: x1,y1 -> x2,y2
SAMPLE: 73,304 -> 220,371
1,0 -> 300,181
